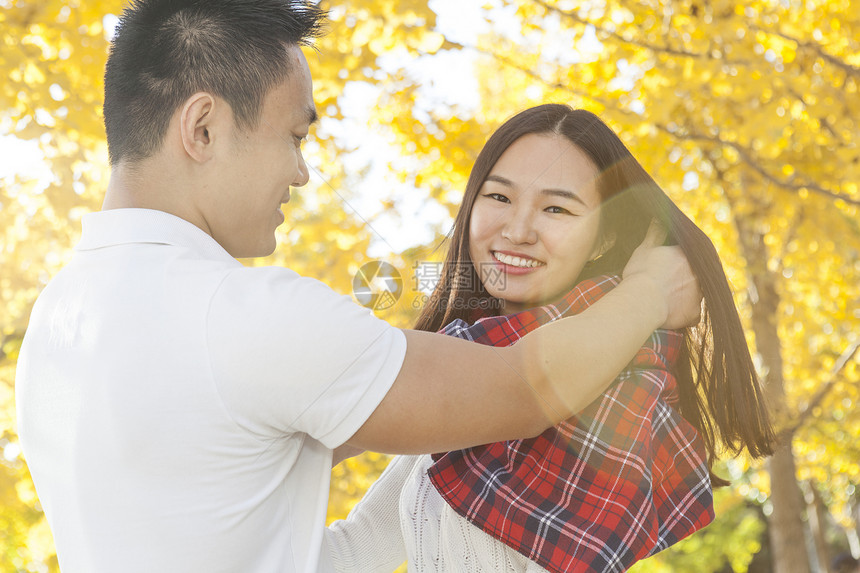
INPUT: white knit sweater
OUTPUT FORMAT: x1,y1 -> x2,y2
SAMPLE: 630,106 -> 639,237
325,454 -> 548,572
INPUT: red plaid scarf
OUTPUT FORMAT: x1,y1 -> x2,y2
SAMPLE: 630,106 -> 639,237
428,275 -> 714,572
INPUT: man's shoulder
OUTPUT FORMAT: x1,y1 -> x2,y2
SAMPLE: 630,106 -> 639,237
209,264 -> 363,322
215,264 -> 333,299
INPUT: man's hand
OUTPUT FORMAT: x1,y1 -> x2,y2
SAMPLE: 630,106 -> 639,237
622,221 -> 703,329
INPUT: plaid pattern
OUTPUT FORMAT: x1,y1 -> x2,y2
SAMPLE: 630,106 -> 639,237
428,276 -> 714,573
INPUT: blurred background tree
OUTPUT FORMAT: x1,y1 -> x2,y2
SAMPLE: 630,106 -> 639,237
1,0 -> 857,571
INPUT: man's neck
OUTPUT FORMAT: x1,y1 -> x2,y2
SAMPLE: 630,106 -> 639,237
103,160 -> 153,210
102,157 -> 187,213
102,152 -> 218,252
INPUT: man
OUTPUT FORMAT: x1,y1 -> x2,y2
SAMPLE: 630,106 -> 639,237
15,1 -> 701,571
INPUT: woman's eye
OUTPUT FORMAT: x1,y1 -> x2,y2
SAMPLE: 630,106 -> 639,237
545,206 -> 572,215
484,192 -> 510,203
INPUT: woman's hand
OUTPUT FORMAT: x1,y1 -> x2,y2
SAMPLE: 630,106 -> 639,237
622,221 -> 703,329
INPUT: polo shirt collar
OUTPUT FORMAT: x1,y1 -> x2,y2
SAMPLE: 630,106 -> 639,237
76,208 -> 237,263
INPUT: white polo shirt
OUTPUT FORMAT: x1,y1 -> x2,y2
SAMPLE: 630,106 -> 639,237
16,208 -> 407,573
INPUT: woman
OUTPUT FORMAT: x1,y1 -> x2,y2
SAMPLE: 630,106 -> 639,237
326,105 -> 775,572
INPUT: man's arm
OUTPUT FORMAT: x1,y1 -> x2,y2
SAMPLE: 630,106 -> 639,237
347,229 -> 700,455
348,273 -> 664,454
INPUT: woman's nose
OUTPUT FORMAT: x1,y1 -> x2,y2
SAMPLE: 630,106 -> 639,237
500,208 -> 538,245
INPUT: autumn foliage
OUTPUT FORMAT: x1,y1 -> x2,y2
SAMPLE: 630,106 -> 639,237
2,1 -> 858,572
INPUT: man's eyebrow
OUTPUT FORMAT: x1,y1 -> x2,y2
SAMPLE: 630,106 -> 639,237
485,174 -> 588,207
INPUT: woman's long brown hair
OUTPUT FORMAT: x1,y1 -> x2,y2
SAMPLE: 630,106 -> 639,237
414,104 -> 776,484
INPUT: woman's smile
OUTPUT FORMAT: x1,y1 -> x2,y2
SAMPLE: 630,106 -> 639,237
469,133 -> 604,313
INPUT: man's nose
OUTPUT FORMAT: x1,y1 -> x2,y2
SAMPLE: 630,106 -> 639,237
293,152 -> 310,187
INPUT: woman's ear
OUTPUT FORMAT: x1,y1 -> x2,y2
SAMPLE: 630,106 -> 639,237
590,232 -> 616,262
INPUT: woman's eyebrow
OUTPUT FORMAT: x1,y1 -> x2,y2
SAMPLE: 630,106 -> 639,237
485,174 -> 514,187
486,174 -> 587,207
541,188 -> 588,207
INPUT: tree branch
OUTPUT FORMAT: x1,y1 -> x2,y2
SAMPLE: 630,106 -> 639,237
465,30 -> 859,207
752,25 -> 860,78
530,0 -> 753,65
655,124 -> 860,206
785,86 -> 850,145
782,338 -> 860,437
469,44 -> 620,111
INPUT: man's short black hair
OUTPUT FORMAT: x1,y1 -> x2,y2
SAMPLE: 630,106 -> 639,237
103,0 -> 325,165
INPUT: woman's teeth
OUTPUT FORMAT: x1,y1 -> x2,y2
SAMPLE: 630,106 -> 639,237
493,252 -> 544,268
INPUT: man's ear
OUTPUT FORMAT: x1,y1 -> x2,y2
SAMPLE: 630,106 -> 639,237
179,92 -> 218,163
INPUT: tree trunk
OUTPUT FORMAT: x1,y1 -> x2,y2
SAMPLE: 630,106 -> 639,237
804,481 -> 832,573
733,207 -> 812,573
848,497 -> 860,557
766,442 -> 811,573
